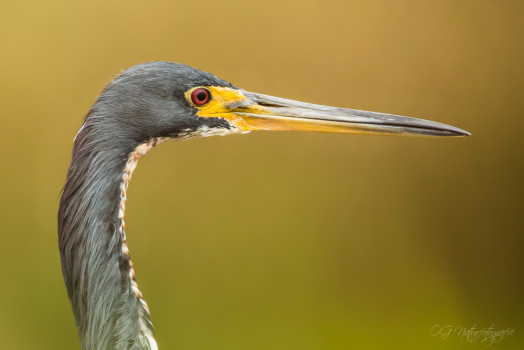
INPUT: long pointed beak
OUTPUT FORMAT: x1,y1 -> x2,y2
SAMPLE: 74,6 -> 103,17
230,91 -> 470,137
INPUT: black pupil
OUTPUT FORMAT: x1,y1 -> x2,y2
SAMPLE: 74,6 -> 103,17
196,91 -> 207,102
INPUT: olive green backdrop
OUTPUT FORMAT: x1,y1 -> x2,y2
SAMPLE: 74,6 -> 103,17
0,1 -> 522,349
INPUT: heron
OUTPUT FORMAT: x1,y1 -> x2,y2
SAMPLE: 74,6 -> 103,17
58,62 -> 469,350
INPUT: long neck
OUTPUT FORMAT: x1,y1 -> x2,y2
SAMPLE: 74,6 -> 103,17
58,121 -> 159,350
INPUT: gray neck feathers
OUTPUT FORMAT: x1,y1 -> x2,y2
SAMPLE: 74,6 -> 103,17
58,112 -> 158,350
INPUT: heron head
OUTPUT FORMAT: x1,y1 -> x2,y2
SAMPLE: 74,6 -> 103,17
86,61 -> 469,146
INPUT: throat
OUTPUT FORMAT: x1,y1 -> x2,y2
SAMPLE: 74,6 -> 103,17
117,139 -> 161,350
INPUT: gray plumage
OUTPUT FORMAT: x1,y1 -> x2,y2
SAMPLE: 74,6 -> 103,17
59,62 -> 234,350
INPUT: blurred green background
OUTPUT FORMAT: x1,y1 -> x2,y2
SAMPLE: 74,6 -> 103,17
0,0 -> 522,349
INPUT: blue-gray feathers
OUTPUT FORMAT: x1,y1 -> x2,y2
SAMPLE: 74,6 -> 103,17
58,62 -> 235,350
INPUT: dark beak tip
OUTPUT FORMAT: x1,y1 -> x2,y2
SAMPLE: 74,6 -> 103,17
433,123 -> 471,137
453,128 -> 471,137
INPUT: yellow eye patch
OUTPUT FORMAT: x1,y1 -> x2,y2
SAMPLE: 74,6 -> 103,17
185,86 -> 258,131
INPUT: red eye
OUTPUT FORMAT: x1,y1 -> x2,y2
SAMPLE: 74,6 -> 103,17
190,88 -> 211,106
